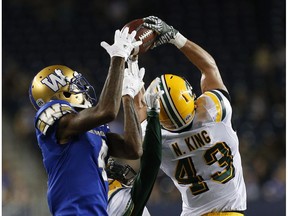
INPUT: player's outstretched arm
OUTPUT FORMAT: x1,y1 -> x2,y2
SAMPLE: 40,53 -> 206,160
57,28 -> 141,143
107,57 -> 145,160
178,40 -> 227,93
107,95 -> 143,160
143,16 -> 227,93
130,79 -> 163,216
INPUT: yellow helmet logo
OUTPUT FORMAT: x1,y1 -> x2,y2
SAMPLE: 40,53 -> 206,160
157,74 -> 196,131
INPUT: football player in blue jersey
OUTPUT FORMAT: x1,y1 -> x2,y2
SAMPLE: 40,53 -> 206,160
28,28 -> 145,216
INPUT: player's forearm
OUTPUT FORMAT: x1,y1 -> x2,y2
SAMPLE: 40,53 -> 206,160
131,111 -> 162,215
141,111 -> 162,170
122,95 -> 143,159
96,57 -> 125,119
180,40 -> 218,75
57,57 -> 125,135
133,88 -> 147,123
179,40 -> 227,93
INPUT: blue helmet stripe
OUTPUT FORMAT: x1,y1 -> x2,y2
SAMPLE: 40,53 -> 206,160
29,83 -> 39,110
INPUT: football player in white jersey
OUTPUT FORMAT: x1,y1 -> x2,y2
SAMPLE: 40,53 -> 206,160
133,16 -> 247,216
106,60 -> 163,216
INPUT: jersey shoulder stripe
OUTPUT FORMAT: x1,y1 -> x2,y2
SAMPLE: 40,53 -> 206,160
35,100 -> 76,135
204,90 -> 226,122
209,90 -> 227,121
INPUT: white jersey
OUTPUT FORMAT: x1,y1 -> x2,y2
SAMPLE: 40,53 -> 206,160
108,188 -> 150,216
141,90 -> 246,216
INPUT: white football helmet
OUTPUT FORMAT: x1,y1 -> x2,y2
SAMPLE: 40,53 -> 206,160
29,65 -> 96,110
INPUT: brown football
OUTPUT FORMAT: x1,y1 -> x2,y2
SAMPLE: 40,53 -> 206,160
122,18 -> 158,55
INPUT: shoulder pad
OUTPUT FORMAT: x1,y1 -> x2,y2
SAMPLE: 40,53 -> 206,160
35,100 -> 76,135
202,90 -> 230,122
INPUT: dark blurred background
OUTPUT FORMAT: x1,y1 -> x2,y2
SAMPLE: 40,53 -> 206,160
2,0 -> 286,215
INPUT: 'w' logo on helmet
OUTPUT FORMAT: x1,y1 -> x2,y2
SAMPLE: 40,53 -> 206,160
41,69 -> 67,92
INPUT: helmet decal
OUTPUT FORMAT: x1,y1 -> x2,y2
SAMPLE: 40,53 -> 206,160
41,69 -> 67,92
36,98 -> 45,108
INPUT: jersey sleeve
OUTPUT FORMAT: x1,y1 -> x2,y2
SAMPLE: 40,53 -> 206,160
130,110 -> 162,216
199,89 -> 233,125
35,100 -> 76,135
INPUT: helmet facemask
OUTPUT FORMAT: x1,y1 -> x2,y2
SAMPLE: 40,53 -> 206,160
66,72 -> 97,109
106,158 -> 137,187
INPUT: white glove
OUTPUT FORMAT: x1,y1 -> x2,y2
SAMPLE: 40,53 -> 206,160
122,57 -> 145,98
101,27 -> 143,60
144,77 -> 164,113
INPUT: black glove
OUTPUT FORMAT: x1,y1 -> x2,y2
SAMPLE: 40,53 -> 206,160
143,16 -> 178,48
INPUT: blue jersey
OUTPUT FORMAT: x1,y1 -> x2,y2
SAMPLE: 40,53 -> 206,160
34,100 -> 109,216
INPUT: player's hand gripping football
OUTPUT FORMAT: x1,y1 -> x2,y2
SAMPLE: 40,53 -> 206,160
144,78 -> 164,113
101,27 -> 142,60
143,16 -> 187,49
122,56 -> 145,98
143,16 -> 178,48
